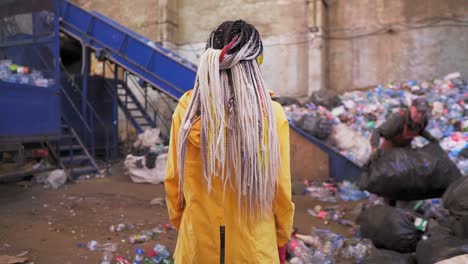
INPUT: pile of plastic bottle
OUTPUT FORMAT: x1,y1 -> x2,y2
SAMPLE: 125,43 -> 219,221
305,180 -> 369,203
284,73 -> 467,175
0,59 -> 55,87
307,205 -> 356,228
288,229 -> 374,264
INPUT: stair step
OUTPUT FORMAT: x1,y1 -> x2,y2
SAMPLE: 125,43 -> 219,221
127,108 -> 139,111
61,155 -> 89,164
60,134 -> 74,140
69,166 -> 98,176
59,145 -> 82,151
133,116 -> 146,119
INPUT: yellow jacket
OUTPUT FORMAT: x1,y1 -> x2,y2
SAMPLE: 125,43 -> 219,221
165,90 -> 294,264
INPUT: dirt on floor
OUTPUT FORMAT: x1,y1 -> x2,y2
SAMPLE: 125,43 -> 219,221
0,163 -> 363,263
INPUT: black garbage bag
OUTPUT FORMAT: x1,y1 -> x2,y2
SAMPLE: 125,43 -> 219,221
272,96 -> 299,106
357,205 -> 422,253
443,176 -> 468,217
441,215 -> 468,240
308,90 -> 342,110
146,152 -> 158,169
359,143 -> 462,201
362,248 -> 417,264
295,115 -> 333,140
416,224 -> 468,264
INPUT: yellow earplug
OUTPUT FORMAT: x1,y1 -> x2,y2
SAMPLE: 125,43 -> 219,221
256,54 -> 264,65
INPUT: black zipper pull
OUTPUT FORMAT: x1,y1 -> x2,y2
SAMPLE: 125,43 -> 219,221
220,226 -> 225,264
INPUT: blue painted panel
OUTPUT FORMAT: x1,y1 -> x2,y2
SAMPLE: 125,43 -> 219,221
60,1 -> 197,100
90,19 -> 125,52
0,82 -> 60,138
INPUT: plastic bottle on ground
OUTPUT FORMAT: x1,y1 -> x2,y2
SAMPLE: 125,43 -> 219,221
129,235 -> 149,244
100,251 -> 113,264
287,239 -> 314,263
133,248 -> 145,264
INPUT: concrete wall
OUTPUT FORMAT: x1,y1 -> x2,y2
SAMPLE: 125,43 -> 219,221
175,0 -> 316,97
326,0 -> 468,91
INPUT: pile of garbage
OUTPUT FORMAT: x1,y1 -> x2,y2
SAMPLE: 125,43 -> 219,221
124,129 -> 168,184
353,176 -> 468,264
80,222 -> 176,264
304,180 -> 369,203
288,184 -> 468,264
0,60 -> 55,87
284,73 -> 467,175
287,228 -> 411,264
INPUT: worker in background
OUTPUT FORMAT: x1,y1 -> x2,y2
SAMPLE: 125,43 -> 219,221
370,97 -> 438,206
165,20 -> 294,264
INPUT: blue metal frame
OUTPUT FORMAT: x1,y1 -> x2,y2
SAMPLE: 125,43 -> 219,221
0,0 -> 61,140
60,1 -> 196,100
290,124 -> 363,182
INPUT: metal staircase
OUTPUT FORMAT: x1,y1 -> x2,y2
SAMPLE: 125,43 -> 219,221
60,0 -> 196,101
100,62 -> 173,136
48,120 -> 100,179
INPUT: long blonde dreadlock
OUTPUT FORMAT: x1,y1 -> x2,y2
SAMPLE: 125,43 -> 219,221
177,20 -> 280,217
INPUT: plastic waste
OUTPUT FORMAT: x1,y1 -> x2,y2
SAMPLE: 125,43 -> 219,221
116,256 -> 132,264
46,169 -> 67,189
339,239 -> 374,262
284,74 -> 467,175
109,223 -> 134,232
133,248 -> 145,264
100,251 -> 113,264
338,181 -> 369,201
148,244 -> 171,263
86,240 -> 118,252
309,228 -> 344,256
287,239 -> 314,263
129,235 -> 149,244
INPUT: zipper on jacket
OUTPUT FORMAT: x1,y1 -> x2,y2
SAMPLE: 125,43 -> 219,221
220,226 -> 225,264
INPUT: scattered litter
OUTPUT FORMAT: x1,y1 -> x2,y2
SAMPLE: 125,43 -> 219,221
15,252 -> 27,258
0,255 -> 28,264
124,153 -> 167,184
304,180 -> 368,203
150,197 -> 165,206
45,169 -> 67,189
109,223 -> 134,233
307,205 -> 355,227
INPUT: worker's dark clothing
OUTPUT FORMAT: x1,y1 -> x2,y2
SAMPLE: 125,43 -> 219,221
370,109 -> 437,207
370,109 -> 437,150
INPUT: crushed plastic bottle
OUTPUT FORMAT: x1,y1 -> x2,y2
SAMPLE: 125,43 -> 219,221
287,239 -> 314,263
129,235 -> 149,244
100,251 -> 113,264
110,223 -> 134,232
116,255 -> 132,264
339,238 -> 374,262
86,240 -> 118,252
338,181 -> 369,201
133,248 -> 145,264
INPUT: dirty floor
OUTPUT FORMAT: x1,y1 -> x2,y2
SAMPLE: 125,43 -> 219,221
0,164 -> 362,263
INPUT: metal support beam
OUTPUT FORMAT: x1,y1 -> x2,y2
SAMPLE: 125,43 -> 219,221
81,46 -> 90,146
113,64 -> 119,158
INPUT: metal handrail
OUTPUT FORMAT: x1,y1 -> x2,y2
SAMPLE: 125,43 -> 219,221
127,73 -> 171,132
61,64 -> 110,174
105,62 -> 171,132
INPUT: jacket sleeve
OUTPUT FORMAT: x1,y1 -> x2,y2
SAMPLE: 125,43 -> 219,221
165,105 -> 184,230
273,118 -> 295,247
421,129 -> 438,142
370,113 -> 405,148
